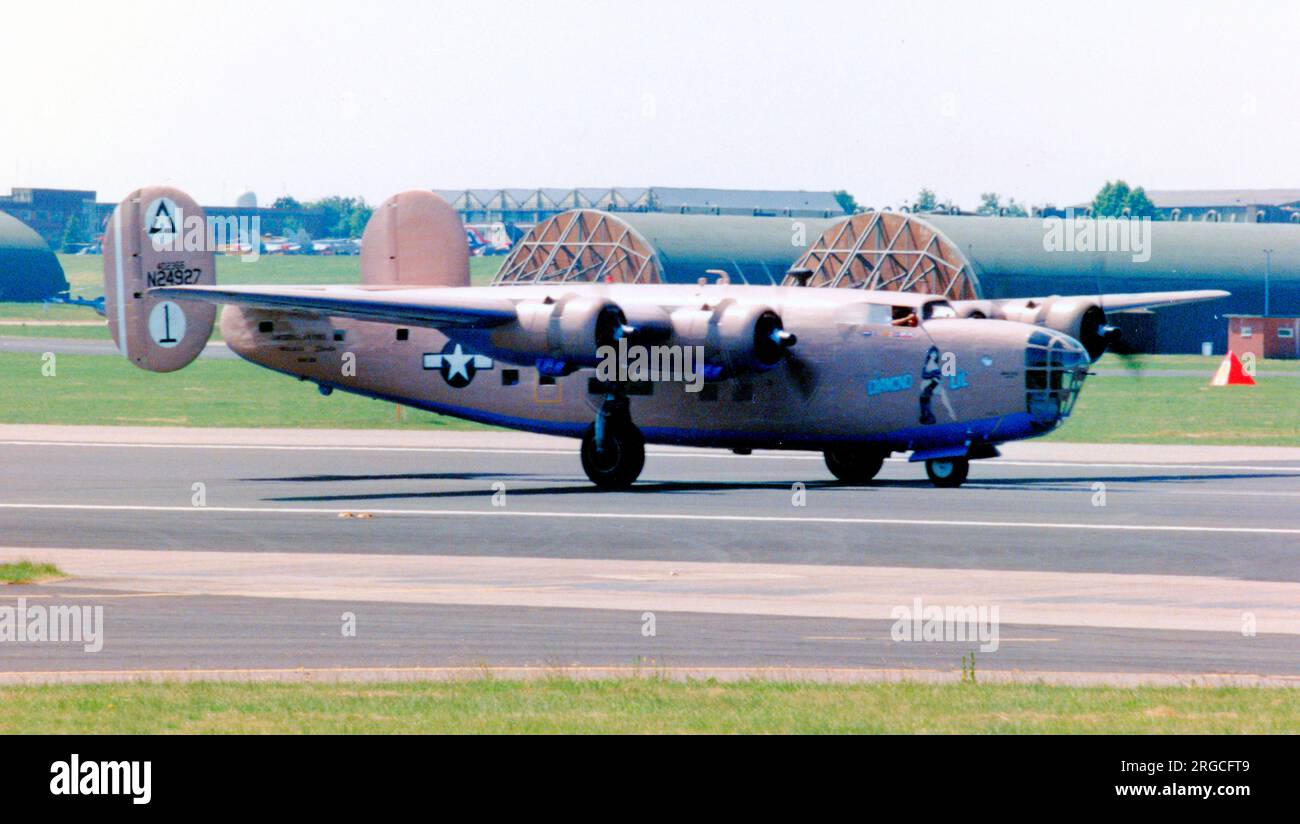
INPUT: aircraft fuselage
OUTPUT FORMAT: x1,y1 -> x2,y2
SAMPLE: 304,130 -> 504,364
219,283 -> 1089,456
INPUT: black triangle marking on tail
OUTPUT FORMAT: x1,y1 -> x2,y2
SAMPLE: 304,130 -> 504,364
149,200 -> 176,234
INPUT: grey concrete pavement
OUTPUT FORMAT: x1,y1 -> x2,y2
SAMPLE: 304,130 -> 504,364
0,429 -> 1296,683
0,588 -> 1294,684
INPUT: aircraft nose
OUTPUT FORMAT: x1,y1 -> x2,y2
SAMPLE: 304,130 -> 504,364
1024,329 -> 1091,428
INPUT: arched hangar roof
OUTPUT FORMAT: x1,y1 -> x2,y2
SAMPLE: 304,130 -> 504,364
491,209 -> 836,286
0,211 -> 67,301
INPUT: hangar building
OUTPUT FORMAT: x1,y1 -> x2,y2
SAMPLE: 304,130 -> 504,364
1072,189 -> 1300,224
492,209 -> 832,286
924,215 -> 1300,353
490,208 -> 1299,354
0,187 -> 97,248
492,210 -> 979,299
438,187 -> 846,226
0,211 -> 67,301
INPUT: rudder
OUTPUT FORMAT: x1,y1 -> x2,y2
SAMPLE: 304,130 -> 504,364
103,186 -> 217,372
360,190 -> 469,287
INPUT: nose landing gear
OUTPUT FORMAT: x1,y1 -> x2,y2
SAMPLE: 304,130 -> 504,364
924,457 -> 969,488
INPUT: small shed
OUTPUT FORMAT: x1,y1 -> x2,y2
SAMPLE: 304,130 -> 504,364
1227,315 -> 1300,360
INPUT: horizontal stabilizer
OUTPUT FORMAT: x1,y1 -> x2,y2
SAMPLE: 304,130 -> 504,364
149,284 -> 517,330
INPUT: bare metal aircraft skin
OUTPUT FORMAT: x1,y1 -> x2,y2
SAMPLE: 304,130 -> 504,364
104,186 -> 1228,488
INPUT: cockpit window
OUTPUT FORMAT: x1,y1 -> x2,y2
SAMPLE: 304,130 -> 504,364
865,303 -> 893,325
891,306 -> 919,327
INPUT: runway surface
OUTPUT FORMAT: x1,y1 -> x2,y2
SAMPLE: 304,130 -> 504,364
1,426 -> 1297,684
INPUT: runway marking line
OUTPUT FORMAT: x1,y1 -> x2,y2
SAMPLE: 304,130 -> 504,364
1,502 -> 1298,535
0,439 -> 1298,473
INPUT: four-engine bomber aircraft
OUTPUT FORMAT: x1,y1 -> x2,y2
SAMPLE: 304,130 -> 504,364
104,187 -> 1227,488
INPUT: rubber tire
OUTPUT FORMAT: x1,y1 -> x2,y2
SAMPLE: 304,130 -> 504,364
823,449 -> 886,484
580,423 -> 646,490
925,457 -> 969,488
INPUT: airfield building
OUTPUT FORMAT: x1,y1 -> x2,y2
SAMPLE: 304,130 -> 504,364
0,211 -> 68,301
1227,315 -> 1300,360
491,209 -> 839,287
924,215 -> 1300,353
0,187 -> 332,247
492,207 -> 1299,354
1070,188 -> 1300,224
0,187 -> 98,248
437,187 -> 847,226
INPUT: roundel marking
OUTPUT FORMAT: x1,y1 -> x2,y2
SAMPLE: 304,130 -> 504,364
422,342 -> 493,388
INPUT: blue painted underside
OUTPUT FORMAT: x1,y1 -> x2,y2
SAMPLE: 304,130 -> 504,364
310,373 -> 1052,454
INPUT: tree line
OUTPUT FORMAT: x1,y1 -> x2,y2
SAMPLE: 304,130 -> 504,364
267,196 -> 374,239
836,181 -> 1161,219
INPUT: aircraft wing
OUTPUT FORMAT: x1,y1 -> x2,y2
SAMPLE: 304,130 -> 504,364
1092,289 -> 1231,312
147,284 -> 518,329
997,289 -> 1230,312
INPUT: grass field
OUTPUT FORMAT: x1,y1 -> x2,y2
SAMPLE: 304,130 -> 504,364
0,350 -> 1295,443
1093,352 -> 1300,373
0,254 -> 1295,443
1041,371 -> 1299,446
0,253 -> 503,324
56,251 -> 502,290
0,351 -> 485,429
0,679 -> 1293,733
0,322 -> 111,339
0,302 -> 93,321
0,561 -> 64,584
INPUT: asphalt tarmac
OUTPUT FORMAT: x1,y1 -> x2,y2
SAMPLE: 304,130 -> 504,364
1,427 -> 1297,684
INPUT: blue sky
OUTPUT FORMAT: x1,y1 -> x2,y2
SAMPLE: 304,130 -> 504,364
4,0 -> 1296,210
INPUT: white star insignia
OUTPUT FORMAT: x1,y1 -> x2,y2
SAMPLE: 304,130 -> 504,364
442,344 -> 473,382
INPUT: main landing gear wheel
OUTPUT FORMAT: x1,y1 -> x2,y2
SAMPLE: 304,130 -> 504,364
823,448 -> 886,484
925,457 -> 969,488
580,423 -> 645,490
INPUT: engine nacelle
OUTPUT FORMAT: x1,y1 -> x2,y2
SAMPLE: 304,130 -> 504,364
952,300 -> 998,320
669,301 -> 796,375
492,294 -> 630,369
992,296 -> 1115,359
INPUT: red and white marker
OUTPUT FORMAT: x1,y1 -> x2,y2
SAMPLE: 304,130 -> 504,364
1210,351 -> 1256,386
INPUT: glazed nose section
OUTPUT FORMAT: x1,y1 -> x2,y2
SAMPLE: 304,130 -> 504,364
1024,329 -> 1090,430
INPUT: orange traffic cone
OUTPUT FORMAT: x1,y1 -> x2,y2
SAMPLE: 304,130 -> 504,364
1210,351 -> 1256,386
